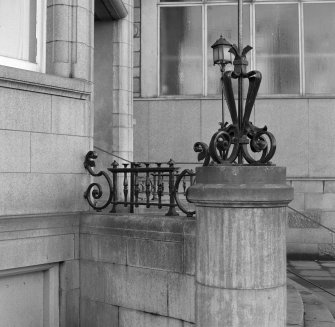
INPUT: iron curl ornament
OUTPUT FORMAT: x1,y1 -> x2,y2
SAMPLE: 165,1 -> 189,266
195,38 -> 276,166
83,151 -> 113,211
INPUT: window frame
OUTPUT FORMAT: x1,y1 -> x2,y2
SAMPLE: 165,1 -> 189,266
0,0 -> 46,73
141,0 -> 335,98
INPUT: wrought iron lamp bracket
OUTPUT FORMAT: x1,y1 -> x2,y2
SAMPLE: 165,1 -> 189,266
195,45 -> 276,166
230,44 -> 252,76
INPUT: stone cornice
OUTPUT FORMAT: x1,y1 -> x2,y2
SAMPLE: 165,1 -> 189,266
95,0 -> 128,21
0,65 -> 93,99
187,165 -> 294,208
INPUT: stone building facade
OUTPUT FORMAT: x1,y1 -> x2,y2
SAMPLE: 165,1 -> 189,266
0,0 -> 334,326
0,0 -> 133,325
0,1 -> 94,325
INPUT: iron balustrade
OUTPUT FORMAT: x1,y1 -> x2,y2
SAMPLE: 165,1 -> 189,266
84,151 -> 196,216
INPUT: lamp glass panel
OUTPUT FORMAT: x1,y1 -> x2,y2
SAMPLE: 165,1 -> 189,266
219,45 -> 225,62
160,6 -> 203,95
304,3 -> 335,94
224,47 -> 231,63
213,44 -> 225,64
213,46 -> 219,64
0,0 -> 37,62
207,4 -> 250,95
255,3 -> 299,95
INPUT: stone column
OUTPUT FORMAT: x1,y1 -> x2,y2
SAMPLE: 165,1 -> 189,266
187,165 -> 293,327
111,0 -> 134,163
46,0 -> 94,81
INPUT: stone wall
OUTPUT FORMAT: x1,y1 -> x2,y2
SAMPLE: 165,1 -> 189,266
287,179 -> 335,259
0,0 -> 93,216
0,1 -> 94,325
80,213 -> 196,327
0,66 -> 92,216
133,97 -> 335,177
0,213 -> 80,326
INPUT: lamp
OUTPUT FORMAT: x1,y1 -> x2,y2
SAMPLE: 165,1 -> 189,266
211,35 -> 232,70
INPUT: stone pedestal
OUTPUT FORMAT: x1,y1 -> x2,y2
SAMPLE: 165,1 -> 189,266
187,165 -> 293,327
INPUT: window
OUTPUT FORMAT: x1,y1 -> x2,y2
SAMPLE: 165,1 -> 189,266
153,0 -> 335,96
304,3 -> 335,94
0,0 -> 46,72
255,3 -> 299,95
160,6 -> 203,95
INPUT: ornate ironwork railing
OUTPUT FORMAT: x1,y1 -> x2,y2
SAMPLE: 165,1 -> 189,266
84,151 -> 196,217
174,169 -> 195,217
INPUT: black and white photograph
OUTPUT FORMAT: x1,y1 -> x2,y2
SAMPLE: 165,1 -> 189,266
0,0 -> 335,326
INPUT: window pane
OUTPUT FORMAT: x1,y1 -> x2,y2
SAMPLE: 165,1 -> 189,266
0,0 -> 37,63
160,7 -> 202,95
207,4 -> 250,95
255,4 -> 299,95
304,3 -> 335,94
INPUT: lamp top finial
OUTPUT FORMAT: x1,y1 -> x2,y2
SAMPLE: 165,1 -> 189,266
211,35 -> 232,49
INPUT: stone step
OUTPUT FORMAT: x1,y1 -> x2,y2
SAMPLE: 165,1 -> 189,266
289,279 -> 335,327
287,280 -> 304,326
287,261 -> 335,318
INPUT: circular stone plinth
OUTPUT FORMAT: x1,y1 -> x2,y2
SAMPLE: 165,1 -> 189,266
187,165 -> 293,207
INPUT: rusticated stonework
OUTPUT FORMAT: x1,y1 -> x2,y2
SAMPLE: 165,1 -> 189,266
288,210 -> 321,229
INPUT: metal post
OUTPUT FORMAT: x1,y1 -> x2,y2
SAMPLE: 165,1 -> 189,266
151,173 -> 157,200
123,164 -> 128,207
221,73 -> 225,127
134,165 -> 140,208
110,160 -> 119,213
145,163 -> 151,208
238,0 -> 243,164
165,159 -> 179,216
130,162 -> 135,213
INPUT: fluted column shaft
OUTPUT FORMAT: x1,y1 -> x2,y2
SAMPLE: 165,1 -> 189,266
46,0 -> 94,81
187,165 -> 293,327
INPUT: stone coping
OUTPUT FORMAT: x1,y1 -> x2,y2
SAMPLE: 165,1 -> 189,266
0,212 -> 81,234
81,212 -> 195,239
187,165 -> 293,207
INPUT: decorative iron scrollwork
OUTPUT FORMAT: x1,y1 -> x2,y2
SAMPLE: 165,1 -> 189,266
84,151 -> 113,211
195,45 -> 276,166
174,169 -> 196,217
194,142 -> 210,166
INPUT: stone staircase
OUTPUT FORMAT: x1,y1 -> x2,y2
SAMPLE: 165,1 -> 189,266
287,279 -> 335,326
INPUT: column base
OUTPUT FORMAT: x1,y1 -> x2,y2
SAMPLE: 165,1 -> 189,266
196,283 -> 286,327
